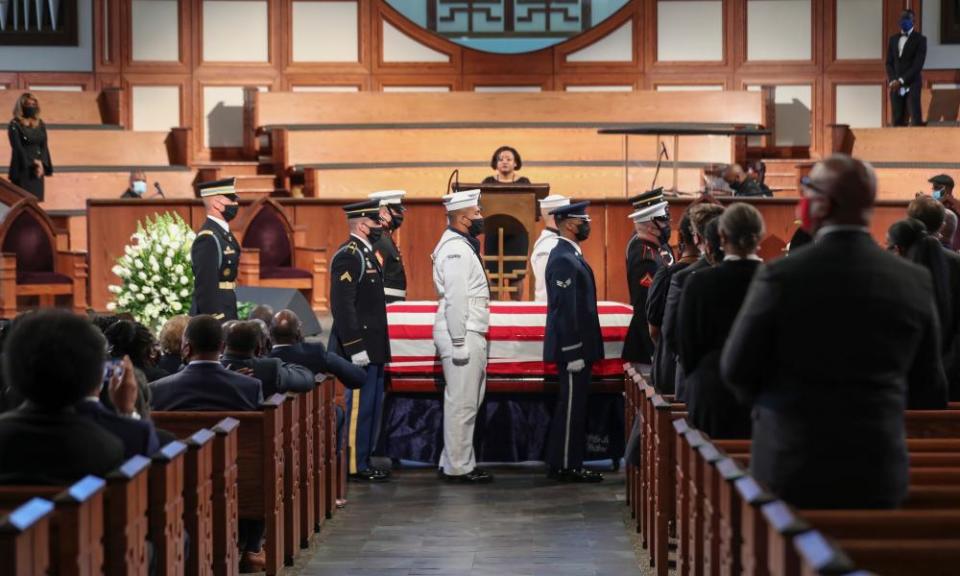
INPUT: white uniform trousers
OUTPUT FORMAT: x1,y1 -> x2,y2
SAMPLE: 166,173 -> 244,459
438,331 -> 488,476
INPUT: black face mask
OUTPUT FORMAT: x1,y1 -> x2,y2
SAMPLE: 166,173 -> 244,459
575,220 -> 591,242
467,217 -> 484,237
390,213 -> 404,230
367,226 -> 384,244
22,106 -> 38,119
222,204 -> 239,222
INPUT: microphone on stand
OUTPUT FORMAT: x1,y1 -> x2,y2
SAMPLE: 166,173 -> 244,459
649,142 -> 669,192
153,182 -> 166,198
446,169 -> 460,194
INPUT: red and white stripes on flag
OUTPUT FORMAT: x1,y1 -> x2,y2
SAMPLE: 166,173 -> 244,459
386,301 -> 633,377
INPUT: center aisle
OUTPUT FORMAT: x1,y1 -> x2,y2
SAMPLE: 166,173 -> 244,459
299,467 -> 645,576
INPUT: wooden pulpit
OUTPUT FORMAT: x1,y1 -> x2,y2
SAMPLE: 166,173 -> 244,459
453,182 -> 549,301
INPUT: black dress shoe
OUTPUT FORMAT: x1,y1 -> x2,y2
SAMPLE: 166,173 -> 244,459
371,466 -> 392,478
439,468 -> 493,484
548,468 -> 604,483
349,468 -> 389,482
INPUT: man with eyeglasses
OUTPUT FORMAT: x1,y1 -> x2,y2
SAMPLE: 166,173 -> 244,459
329,199 -> 392,482
721,154 -> 946,509
544,201 -> 603,482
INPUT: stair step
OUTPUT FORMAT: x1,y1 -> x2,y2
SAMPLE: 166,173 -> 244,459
194,161 -> 261,177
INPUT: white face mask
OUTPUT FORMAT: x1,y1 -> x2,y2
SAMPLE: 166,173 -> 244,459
132,180 -> 147,195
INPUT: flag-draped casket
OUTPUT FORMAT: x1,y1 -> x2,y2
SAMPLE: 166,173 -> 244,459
385,301 -> 633,378
379,301 -> 632,464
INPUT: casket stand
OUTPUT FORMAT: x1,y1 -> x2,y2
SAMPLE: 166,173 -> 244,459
377,301 -> 631,468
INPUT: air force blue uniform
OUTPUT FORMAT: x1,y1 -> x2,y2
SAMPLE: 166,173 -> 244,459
544,228 -> 603,472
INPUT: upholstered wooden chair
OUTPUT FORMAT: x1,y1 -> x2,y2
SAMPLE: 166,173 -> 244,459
235,197 -> 328,313
0,197 -> 88,317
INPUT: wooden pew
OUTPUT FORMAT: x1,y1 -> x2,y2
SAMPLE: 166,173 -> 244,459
149,441 -> 187,576
282,393 -> 300,565
152,395 -> 286,576
104,455 -> 151,576
0,497 -> 54,576
148,420 -> 232,576
0,475 -> 106,576
0,89 -> 121,126
300,387 -> 317,545
183,429 -> 216,576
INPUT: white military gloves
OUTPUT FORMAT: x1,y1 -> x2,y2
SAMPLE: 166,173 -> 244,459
351,350 -> 371,368
452,344 -> 470,366
566,359 -> 585,373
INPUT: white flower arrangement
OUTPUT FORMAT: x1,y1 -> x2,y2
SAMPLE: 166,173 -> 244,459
108,212 -> 196,332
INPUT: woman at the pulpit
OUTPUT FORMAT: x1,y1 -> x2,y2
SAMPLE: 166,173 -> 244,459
7,93 -> 53,201
482,145 -> 530,184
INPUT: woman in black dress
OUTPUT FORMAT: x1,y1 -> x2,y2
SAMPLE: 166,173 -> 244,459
677,203 -> 765,439
482,145 -> 530,184
7,93 -> 53,201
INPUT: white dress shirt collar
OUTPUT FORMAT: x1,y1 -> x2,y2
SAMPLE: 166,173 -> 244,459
207,216 -> 229,233
557,235 -> 583,255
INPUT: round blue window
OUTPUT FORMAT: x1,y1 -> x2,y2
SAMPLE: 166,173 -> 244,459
386,0 -> 630,54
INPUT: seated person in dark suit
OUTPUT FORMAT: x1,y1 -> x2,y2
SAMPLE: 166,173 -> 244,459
150,315 -> 263,412
247,304 -> 274,326
678,203 -> 764,440
148,314 -> 265,570
721,155 -> 947,510
76,354 -> 161,459
269,309 -> 367,389
157,315 -> 189,374
0,310 -> 125,485
482,145 -> 531,185
220,320 -> 314,397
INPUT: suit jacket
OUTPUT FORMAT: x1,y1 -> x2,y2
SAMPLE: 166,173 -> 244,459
622,235 -> 664,363
886,30 -> 926,88
647,256 -> 696,393
157,353 -> 183,375
269,343 -> 367,390
677,258 -> 761,439
941,248 -> 960,400
0,405 -> 125,485
544,238 -> 603,365
75,399 -> 160,459
149,362 -> 263,412
220,354 -> 314,397
328,235 -> 391,364
190,218 -> 241,321
721,230 -> 947,508
662,257 -> 711,400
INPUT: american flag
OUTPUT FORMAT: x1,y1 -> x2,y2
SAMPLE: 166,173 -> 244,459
386,301 -> 633,377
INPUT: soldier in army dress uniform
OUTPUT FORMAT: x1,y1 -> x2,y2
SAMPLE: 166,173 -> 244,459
328,199 -> 392,482
368,190 -> 408,303
621,189 -> 674,364
190,178 -> 242,321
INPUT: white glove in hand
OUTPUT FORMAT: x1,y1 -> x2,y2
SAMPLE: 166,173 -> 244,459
351,350 -> 370,368
566,359 -> 585,373
452,345 -> 470,366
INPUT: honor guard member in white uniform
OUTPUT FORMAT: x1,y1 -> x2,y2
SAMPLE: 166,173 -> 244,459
543,201 -> 604,483
191,178 -> 242,321
530,194 -> 570,301
368,190 -> 408,303
432,189 -> 493,483
328,199 -> 391,482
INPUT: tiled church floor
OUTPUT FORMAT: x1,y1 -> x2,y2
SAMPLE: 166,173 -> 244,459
298,466 -> 648,576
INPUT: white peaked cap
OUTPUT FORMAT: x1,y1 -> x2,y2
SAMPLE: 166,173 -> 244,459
442,189 -> 481,212
629,201 -> 669,223
368,189 -> 406,206
538,194 -> 570,214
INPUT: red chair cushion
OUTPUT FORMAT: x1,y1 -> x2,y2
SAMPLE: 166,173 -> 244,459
242,209 -> 292,269
260,266 -> 312,280
2,212 -> 54,275
18,271 -> 71,285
